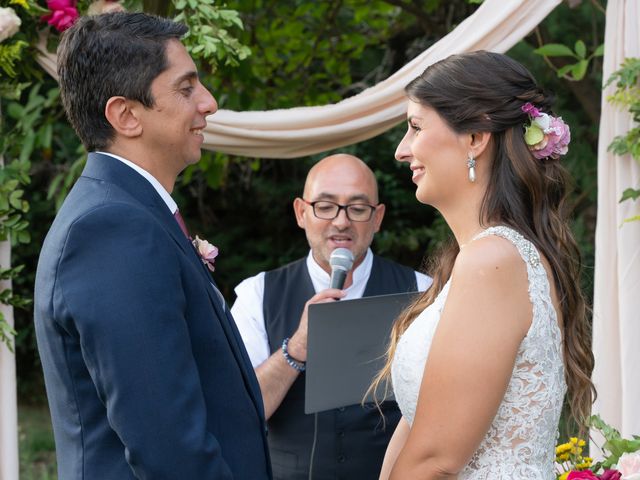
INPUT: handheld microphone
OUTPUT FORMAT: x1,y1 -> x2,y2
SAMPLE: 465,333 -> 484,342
329,248 -> 354,290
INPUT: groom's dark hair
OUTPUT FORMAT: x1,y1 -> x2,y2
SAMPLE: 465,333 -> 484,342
58,12 -> 188,152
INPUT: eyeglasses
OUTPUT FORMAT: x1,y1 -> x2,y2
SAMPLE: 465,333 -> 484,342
302,199 -> 378,222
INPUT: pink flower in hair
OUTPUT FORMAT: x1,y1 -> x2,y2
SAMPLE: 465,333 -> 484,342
521,102 -> 571,160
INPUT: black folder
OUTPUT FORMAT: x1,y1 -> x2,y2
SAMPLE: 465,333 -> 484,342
304,291 -> 419,414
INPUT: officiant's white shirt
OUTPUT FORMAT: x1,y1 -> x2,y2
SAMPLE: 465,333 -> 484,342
231,249 -> 431,367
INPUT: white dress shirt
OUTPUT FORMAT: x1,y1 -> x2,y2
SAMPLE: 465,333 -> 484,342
231,248 -> 432,367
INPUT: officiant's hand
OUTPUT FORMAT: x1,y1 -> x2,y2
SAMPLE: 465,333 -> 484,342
287,288 -> 345,362
255,288 -> 345,419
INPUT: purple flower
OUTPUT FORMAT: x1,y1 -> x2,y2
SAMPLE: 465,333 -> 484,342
522,102 -> 541,117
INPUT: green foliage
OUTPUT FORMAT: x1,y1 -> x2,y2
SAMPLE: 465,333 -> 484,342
0,40 -> 28,78
174,0 -> 251,68
212,0 -> 404,109
605,57 -> 640,216
534,40 -> 604,81
19,405 -> 57,479
590,414 -> 640,470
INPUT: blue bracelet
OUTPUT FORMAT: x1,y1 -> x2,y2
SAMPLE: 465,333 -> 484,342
281,337 -> 306,372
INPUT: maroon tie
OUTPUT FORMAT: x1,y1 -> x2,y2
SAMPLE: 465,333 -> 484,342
173,209 -> 190,239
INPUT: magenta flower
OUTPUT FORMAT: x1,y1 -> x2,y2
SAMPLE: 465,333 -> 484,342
42,0 -> 79,32
521,102 -> 541,117
600,469 -> 622,480
568,470 -> 600,480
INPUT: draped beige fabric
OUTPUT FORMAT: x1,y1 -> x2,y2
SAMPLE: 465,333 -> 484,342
592,0 -> 640,447
37,0 -> 562,158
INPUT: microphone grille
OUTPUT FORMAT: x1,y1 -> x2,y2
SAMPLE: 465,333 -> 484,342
329,248 -> 354,271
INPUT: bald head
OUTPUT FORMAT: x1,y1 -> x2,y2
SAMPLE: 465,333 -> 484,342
294,153 -> 385,274
303,154 -> 379,203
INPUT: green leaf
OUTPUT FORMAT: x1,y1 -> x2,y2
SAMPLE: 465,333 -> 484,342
593,44 -> 605,57
19,131 -> 35,163
619,188 -> 640,203
556,64 -> 574,78
575,40 -> 587,59
6,102 -> 23,119
38,123 -> 53,149
16,230 -> 31,244
534,43 -> 576,58
9,190 -> 24,210
571,60 -> 589,81
590,414 -> 621,443
524,125 -> 544,145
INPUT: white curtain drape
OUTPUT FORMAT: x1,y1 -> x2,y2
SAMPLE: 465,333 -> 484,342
0,239 -> 19,479
592,0 -> 640,445
37,0 -> 562,158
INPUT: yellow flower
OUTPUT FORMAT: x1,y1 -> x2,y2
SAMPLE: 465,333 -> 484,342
9,0 -> 28,9
558,473 -> 569,480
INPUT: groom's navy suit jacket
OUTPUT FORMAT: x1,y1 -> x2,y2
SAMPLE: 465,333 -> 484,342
34,153 -> 272,479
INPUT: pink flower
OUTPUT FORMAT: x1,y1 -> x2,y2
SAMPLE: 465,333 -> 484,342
568,471 -> 600,480
521,102 -> 571,160
193,236 -> 218,272
42,0 -> 79,32
534,115 -> 571,159
601,470 -> 622,480
618,451 -> 640,480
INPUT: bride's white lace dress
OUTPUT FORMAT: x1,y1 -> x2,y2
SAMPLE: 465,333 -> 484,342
391,226 -> 566,479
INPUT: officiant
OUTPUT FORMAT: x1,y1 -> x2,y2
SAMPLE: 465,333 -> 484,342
231,153 -> 432,479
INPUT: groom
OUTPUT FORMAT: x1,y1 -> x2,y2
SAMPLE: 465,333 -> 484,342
34,12 -> 271,480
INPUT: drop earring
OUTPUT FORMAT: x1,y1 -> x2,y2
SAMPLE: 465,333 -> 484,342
467,153 -> 476,183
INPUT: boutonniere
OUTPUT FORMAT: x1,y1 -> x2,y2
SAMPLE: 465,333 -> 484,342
192,235 -> 218,272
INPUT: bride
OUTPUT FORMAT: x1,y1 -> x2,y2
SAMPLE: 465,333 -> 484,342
374,51 -> 595,479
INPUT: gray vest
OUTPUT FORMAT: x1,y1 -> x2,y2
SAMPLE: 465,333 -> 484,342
264,255 -> 417,480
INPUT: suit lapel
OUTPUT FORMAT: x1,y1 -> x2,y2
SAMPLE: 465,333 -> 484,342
82,153 -> 265,420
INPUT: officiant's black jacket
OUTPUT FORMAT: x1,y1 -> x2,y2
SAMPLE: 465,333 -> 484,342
263,256 -> 416,480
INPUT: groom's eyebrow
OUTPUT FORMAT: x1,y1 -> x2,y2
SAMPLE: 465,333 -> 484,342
172,71 -> 198,86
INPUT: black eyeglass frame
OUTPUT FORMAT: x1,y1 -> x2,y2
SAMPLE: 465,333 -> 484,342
301,199 -> 379,222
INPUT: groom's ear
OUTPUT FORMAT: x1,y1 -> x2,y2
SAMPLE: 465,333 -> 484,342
104,96 -> 143,138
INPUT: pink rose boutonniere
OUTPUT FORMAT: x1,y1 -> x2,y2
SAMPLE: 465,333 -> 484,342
193,236 -> 218,272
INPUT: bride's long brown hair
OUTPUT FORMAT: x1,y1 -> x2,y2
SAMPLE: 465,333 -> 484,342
371,51 -> 595,429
